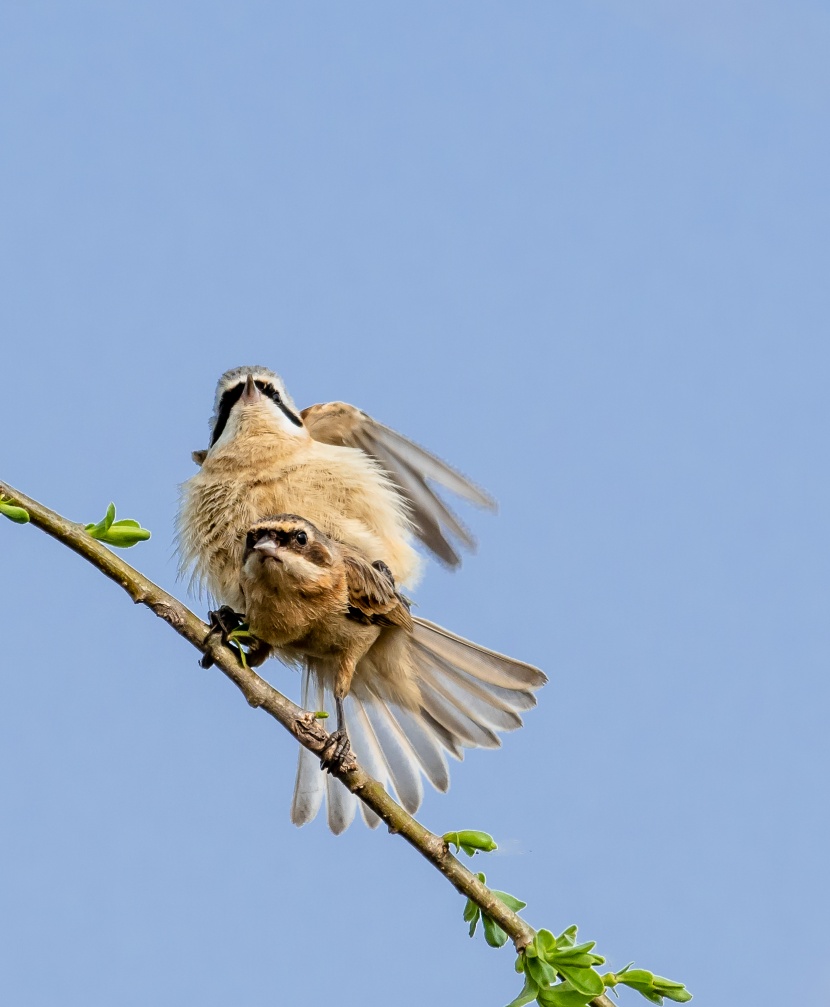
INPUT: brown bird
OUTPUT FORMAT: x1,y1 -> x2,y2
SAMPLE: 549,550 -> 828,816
239,515 -> 546,833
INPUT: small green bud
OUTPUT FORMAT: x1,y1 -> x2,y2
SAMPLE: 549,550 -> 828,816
0,500 -> 30,523
85,504 -> 151,548
98,523 -> 152,547
443,829 -> 498,855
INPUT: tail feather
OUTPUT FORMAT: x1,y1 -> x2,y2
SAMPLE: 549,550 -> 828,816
324,685 -> 357,835
363,701 -> 424,814
290,619 -> 546,833
290,671 -> 326,827
349,698 -> 384,829
390,706 -> 451,791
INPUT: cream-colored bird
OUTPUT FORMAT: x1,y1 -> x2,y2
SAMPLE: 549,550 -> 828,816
177,366 -> 545,832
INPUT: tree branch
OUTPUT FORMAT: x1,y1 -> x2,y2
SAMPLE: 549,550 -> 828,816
0,478 -> 614,1007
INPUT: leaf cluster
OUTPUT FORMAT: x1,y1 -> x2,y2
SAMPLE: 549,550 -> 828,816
445,827 -> 691,1007
464,872 -> 527,948
508,925 -> 607,1007
85,503 -> 151,548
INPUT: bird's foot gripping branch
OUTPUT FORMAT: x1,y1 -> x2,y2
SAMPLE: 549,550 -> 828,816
0,480 -> 691,1007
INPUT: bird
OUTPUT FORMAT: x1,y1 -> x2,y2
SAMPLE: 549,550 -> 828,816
181,367 -> 497,612
238,515 -> 546,833
176,365 -> 544,832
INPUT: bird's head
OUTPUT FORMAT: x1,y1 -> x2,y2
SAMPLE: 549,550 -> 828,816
242,514 -> 335,586
195,366 -> 307,462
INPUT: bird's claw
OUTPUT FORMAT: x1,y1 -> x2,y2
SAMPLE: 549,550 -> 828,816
200,606 -> 247,668
371,559 -> 395,584
319,728 -> 351,773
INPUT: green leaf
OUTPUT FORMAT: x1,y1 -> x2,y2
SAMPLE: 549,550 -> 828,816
662,990 -> 692,1004
525,953 -> 558,988
102,502 -> 116,532
98,525 -> 152,547
551,952 -> 605,969
504,974 -> 539,1007
0,500 -> 30,523
653,978 -> 686,990
536,983 -> 595,1007
442,829 -> 498,855
492,890 -> 527,913
85,502 -> 115,538
464,895 -> 481,936
551,940 -> 597,958
556,965 -> 604,997
556,925 -> 579,948
482,913 -> 509,948
618,969 -> 656,986
652,977 -> 692,1003
535,929 -> 558,958
617,967 -> 692,1004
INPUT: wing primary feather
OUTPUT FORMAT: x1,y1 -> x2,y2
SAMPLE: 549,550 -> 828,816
413,618 -> 547,689
417,675 -> 502,749
370,421 -> 497,510
414,643 -> 535,725
351,433 -> 462,567
388,706 -> 451,792
358,429 -> 479,549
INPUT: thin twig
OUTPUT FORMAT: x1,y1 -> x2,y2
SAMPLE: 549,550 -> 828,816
0,478 -> 614,1007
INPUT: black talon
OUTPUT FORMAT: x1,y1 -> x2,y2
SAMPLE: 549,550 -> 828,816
200,606 -> 246,668
371,559 -> 395,585
320,728 -> 351,773
319,695 -> 351,772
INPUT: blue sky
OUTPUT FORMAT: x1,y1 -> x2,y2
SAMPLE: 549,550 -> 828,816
1,4 -> 828,1004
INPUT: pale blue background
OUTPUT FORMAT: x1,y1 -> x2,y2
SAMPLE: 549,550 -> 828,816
1,4 -> 828,1004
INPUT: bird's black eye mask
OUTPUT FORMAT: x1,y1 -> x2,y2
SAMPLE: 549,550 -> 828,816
210,379 -> 303,446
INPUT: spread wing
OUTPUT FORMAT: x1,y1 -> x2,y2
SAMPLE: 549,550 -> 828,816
343,554 -> 413,630
301,401 -> 496,568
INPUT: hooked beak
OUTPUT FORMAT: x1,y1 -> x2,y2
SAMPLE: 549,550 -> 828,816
252,538 -> 281,561
241,373 -> 262,404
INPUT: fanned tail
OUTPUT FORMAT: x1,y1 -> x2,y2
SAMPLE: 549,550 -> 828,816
290,620 -> 546,834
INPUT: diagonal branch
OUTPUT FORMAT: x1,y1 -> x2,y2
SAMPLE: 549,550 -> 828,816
0,478 -> 614,1007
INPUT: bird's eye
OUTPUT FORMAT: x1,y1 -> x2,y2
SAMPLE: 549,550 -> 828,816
295,531 -> 308,546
